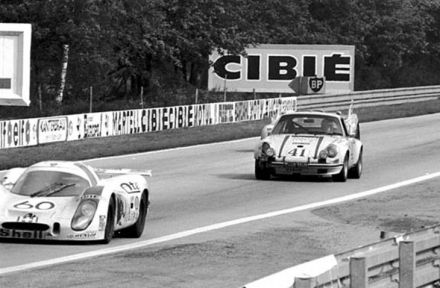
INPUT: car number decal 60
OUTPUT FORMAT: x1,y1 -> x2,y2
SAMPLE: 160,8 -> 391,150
13,200 -> 55,210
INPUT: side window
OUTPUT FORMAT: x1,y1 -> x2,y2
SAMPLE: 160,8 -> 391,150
272,117 -> 288,134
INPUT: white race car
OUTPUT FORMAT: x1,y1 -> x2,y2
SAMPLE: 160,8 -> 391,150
0,161 -> 151,243
254,109 -> 362,181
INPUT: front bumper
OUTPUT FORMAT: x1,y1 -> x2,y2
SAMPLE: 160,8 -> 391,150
0,220 -> 105,241
259,158 -> 343,176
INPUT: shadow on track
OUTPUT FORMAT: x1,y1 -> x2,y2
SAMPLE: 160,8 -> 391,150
218,173 -> 334,182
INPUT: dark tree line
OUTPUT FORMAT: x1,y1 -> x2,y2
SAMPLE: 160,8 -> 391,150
1,0 -> 440,117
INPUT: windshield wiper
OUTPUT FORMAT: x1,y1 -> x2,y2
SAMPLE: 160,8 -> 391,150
30,183 -> 76,197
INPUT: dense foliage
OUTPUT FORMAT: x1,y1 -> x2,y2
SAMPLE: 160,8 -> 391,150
1,0 -> 440,117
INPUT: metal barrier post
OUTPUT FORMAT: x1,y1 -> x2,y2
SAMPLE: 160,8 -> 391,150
399,241 -> 415,288
350,256 -> 367,288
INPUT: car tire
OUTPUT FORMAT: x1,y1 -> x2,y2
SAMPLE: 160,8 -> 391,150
355,123 -> 361,140
102,196 -> 115,244
348,149 -> 363,179
121,192 -> 149,238
333,154 -> 348,182
255,160 -> 271,180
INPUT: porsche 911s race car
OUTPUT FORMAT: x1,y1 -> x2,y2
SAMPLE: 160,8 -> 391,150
254,108 -> 363,181
0,161 -> 151,243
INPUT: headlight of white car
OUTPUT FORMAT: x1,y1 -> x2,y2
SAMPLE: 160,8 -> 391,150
319,144 -> 338,159
262,142 -> 276,157
71,200 -> 98,231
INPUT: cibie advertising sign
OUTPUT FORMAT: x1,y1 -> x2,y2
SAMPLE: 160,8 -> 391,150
209,44 -> 354,94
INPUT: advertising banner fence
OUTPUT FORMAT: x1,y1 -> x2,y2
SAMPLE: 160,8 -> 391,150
0,96 -> 297,150
0,118 -> 38,149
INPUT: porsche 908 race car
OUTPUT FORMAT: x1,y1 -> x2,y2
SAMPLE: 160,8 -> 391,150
254,109 -> 363,181
0,161 -> 151,243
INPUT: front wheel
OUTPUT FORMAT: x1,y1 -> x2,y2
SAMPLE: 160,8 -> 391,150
333,154 -> 348,182
255,160 -> 271,180
102,197 -> 115,244
349,149 -> 363,179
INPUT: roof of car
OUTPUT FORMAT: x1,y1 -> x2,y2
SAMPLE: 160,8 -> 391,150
28,161 -> 97,184
280,111 -> 342,118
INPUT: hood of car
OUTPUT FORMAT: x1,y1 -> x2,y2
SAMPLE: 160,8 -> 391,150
0,193 -> 80,222
264,134 -> 342,160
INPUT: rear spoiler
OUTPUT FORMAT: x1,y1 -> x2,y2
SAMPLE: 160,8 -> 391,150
94,168 -> 152,177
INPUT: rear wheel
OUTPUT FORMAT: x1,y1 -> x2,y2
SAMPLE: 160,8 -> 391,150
255,160 -> 271,180
333,154 -> 348,182
349,149 -> 363,179
122,192 -> 149,238
102,197 -> 115,244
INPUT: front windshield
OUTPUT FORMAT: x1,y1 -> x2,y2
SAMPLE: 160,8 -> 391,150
11,170 -> 91,197
271,115 -> 343,136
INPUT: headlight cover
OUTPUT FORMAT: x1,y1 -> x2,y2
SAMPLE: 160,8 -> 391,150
262,142 -> 275,157
319,144 -> 338,159
71,200 -> 98,231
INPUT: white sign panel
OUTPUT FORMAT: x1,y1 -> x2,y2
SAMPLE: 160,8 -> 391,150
37,117 -> 68,144
209,44 -> 354,94
84,113 -> 102,138
0,23 -> 31,106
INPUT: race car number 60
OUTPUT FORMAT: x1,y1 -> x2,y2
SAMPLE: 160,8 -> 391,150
13,200 -> 55,210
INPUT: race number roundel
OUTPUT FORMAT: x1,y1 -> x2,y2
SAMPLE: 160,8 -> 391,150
13,200 -> 55,210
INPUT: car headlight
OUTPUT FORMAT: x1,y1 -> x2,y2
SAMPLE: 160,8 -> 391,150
319,144 -> 338,159
327,144 -> 338,158
71,200 -> 98,231
262,142 -> 275,157
319,150 -> 328,159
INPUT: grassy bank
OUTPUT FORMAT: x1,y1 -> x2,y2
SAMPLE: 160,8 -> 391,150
0,98 -> 440,170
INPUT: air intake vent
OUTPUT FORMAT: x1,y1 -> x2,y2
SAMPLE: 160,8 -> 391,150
2,222 -> 50,231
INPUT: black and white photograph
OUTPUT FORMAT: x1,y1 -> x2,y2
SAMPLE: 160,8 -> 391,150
1,1 -> 440,287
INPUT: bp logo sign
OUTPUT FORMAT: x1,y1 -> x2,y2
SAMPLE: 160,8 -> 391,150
309,76 -> 325,93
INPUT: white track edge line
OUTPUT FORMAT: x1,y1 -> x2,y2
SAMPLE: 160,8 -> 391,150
1,171 -> 440,275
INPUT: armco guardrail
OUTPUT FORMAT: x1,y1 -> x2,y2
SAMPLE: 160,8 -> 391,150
297,85 -> 440,111
243,225 -> 440,288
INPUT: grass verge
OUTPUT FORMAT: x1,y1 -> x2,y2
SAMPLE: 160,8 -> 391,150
0,98 -> 439,170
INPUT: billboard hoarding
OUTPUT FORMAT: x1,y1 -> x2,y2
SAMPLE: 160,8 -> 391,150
209,44 -> 354,94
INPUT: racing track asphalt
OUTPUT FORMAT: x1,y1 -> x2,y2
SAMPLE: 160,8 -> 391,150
1,113 -> 440,283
